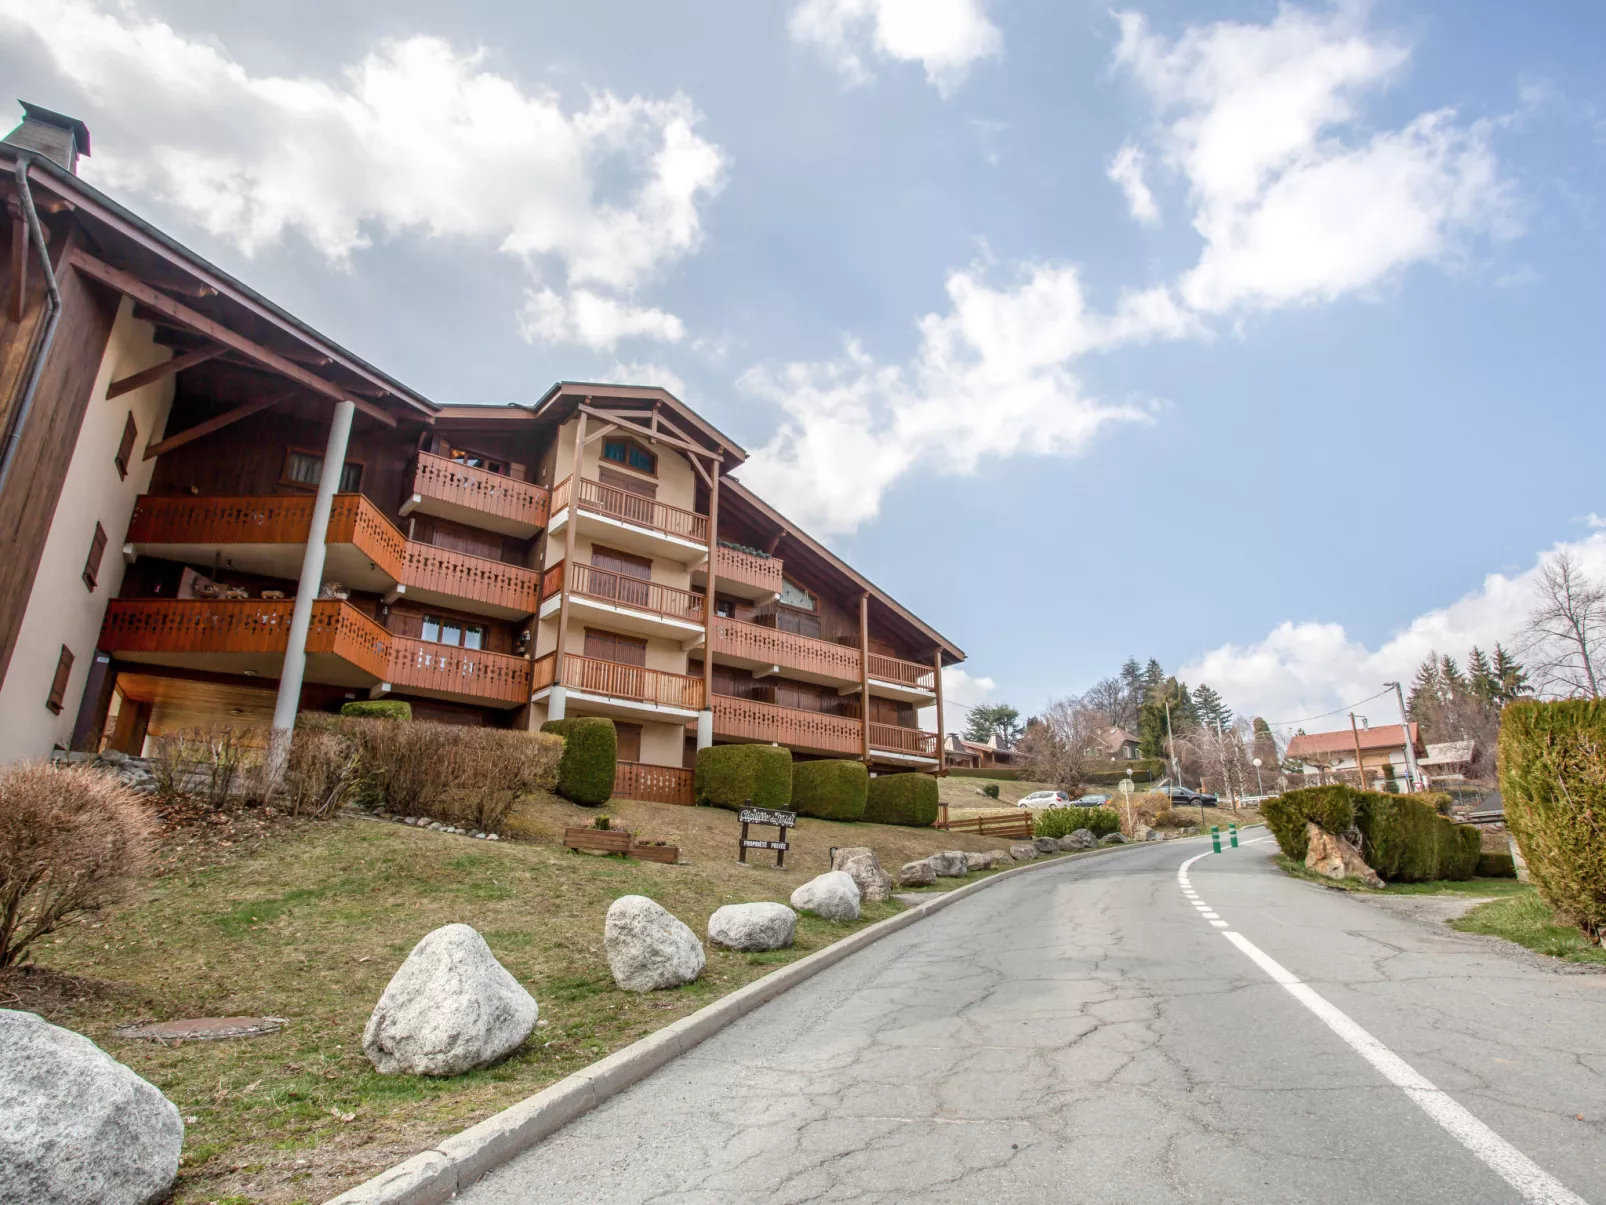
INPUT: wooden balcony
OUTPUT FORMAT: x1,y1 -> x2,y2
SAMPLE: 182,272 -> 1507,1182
869,722 -> 939,760
692,543 -> 783,601
126,493 -> 406,591
866,651 -> 938,702
550,475 -> 709,561
385,636 -> 531,708
539,560 -> 706,640
99,598 -> 390,686
710,617 -> 861,685
614,761 -> 695,806
401,543 -> 540,620
534,652 -> 705,715
401,451 -> 550,538
711,695 -> 864,757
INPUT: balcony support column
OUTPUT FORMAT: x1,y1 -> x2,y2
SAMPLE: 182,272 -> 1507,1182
696,708 -> 712,750
858,592 -> 871,763
552,408 -> 586,691
547,685 -> 567,722
701,463 -> 720,747
266,399 -> 355,790
932,648 -> 946,777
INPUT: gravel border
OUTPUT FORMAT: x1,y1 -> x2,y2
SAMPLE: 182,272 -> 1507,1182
324,835 -> 1185,1205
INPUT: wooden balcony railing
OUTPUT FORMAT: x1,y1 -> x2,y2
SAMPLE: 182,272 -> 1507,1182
552,475 -> 709,545
711,695 -> 863,757
386,636 -> 532,707
556,654 -> 706,710
551,561 -> 705,624
410,451 -> 550,531
713,543 -> 783,596
712,618 -> 861,682
869,722 -> 939,758
126,493 -> 407,581
401,543 -> 540,615
867,652 -> 937,692
531,651 -> 557,692
614,761 -> 695,806
99,599 -> 391,681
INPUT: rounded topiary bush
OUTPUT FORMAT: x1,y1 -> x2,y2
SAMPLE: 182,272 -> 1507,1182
540,717 -> 617,805
1262,785 -> 1358,860
863,772 -> 938,827
1035,806 -> 1122,839
695,744 -> 792,810
340,699 -> 412,721
790,759 -> 867,821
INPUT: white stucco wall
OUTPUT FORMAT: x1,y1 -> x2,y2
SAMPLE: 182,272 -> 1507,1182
0,298 -> 174,763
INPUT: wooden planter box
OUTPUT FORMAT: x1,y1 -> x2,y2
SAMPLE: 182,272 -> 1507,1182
629,843 -> 680,864
563,827 -> 631,855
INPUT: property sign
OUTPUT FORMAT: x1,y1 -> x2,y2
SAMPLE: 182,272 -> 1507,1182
738,805 -> 796,868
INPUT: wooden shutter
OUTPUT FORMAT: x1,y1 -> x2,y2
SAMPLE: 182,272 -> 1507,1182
583,628 -> 646,667
591,545 -> 652,580
46,645 -> 74,714
82,522 -> 108,591
115,412 -> 138,479
598,465 -> 656,500
615,722 -> 643,762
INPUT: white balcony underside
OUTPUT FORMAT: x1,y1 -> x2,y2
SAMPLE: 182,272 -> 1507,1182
866,677 -> 937,704
532,685 -> 701,723
399,492 -> 542,539
538,593 -> 706,643
128,541 -> 395,594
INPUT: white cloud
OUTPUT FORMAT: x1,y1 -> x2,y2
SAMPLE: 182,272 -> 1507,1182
0,0 -> 725,350
790,0 -> 1001,94
604,360 -> 690,399
1107,144 -> 1161,225
920,666 -> 997,734
1180,532 -> 1606,731
743,4 -> 1512,536
737,264 -> 1192,533
1115,7 -> 1509,314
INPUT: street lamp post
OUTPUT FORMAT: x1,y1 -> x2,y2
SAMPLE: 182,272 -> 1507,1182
1253,757 -> 1264,797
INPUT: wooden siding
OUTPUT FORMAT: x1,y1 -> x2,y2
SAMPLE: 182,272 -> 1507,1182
711,695 -> 863,757
614,761 -> 695,806
410,450 -> 549,532
553,475 -> 709,544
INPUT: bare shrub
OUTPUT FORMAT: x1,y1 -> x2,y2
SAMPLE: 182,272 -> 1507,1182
1150,808 -> 1192,829
446,729 -> 563,833
0,763 -> 153,968
339,718 -> 459,815
149,726 -> 265,807
284,727 -> 361,818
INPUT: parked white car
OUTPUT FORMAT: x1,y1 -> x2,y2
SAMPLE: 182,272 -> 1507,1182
1016,790 -> 1071,809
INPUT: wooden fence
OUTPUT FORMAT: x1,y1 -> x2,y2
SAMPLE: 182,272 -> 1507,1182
613,761 -> 695,806
935,811 -> 1032,838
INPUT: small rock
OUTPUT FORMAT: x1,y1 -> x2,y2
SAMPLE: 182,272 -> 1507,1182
429,822 -> 443,831
790,871 -> 861,921
707,902 -> 797,951
897,859 -> 938,887
1057,829 -> 1098,851
1305,821 -> 1384,888
830,847 -> 894,903
926,850 -> 969,878
0,1008 -> 183,1205
1009,843 -> 1037,861
605,896 -> 705,992
363,926 -> 537,1077
489,834 -> 500,841
1032,836 -> 1060,855
1100,832 -> 1129,845
1133,823 -> 1156,842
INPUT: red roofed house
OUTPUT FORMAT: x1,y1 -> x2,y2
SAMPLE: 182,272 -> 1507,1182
1284,723 -> 1424,791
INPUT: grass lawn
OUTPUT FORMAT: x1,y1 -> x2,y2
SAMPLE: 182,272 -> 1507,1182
1274,855 -> 1525,897
1451,891 -> 1606,966
3,791 -> 1047,1205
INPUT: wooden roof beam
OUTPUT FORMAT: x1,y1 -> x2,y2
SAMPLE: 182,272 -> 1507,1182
143,392 -> 288,460
107,346 -> 223,399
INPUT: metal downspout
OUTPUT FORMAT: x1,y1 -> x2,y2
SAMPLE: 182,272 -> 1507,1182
0,154 -> 63,495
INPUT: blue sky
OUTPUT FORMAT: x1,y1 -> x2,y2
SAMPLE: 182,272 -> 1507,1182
4,0 -> 1604,736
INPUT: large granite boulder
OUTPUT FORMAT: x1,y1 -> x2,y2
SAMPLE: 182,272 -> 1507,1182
790,870 -> 861,921
605,896 -> 706,992
0,1008 -> 183,1205
831,846 -> 894,903
1058,829 -> 1098,851
1032,836 -> 1060,856
897,859 -> 938,887
707,902 -> 797,951
1305,822 -> 1384,888
927,850 -> 969,878
964,849 -> 1009,871
1101,832 -> 1129,845
1009,842 -> 1037,861
363,924 -> 538,1076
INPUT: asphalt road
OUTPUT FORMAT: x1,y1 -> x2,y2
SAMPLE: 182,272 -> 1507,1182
460,834 -> 1606,1204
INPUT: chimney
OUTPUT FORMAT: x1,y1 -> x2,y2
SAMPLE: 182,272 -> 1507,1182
3,101 -> 91,175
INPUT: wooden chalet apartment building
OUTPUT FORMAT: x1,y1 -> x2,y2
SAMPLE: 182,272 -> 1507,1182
0,105 -> 962,804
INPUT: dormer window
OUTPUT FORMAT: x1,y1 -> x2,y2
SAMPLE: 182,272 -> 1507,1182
602,438 -> 656,476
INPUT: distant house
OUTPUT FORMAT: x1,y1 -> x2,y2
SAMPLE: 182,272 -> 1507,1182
1419,740 -> 1477,786
945,732 -> 1018,770
1089,726 -> 1141,761
1284,723 -> 1424,791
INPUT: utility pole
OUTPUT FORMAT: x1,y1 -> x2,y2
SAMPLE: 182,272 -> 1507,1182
1164,697 -> 1181,788
1349,713 -> 1367,791
1216,714 -> 1237,810
1385,680 -> 1423,792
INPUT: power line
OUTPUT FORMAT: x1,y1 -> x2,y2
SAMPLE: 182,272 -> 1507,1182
1262,686 -> 1396,730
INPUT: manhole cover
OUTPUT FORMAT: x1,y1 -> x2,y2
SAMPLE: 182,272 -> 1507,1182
117,1016 -> 288,1041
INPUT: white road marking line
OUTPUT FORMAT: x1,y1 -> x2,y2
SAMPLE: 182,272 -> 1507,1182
1182,848 -> 1587,1205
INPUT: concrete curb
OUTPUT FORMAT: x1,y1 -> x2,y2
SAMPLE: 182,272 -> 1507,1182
324,837 -> 1169,1205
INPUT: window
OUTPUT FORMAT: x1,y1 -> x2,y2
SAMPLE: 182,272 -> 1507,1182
584,628 -> 647,667
615,722 -> 643,762
601,438 -> 656,475
46,645 -> 74,714
420,615 -> 485,649
82,522 -> 108,592
443,442 -> 508,475
715,598 -> 736,619
779,578 -> 815,611
284,449 -> 363,492
114,412 -> 137,479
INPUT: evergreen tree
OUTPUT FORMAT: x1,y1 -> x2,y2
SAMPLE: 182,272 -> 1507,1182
964,704 -> 1023,744
1439,654 -> 1469,702
1141,659 -> 1166,702
1193,683 -> 1232,730
1492,644 -> 1531,705
1120,657 -> 1143,697
1137,677 -> 1196,758
1251,717 -> 1280,772
1407,655 -> 1442,723
1467,646 -> 1498,707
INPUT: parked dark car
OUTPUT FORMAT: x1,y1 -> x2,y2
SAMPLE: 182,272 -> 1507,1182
1160,786 -> 1218,808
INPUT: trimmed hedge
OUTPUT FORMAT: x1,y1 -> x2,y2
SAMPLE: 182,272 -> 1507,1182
1263,786 -> 1358,860
863,773 -> 939,827
695,744 -> 792,811
1499,700 -> 1606,940
790,759 -> 867,821
540,717 -> 617,805
1476,852 -> 1517,879
340,699 -> 412,721
1354,792 -> 1480,883
945,767 -> 1021,781
1035,806 -> 1122,839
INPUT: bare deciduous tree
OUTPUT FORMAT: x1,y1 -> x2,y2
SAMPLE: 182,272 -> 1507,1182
1016,696 -> 1109,791
1520,551 -> 1606,699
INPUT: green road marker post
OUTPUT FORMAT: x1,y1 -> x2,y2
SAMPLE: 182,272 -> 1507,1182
1211,826 -> 1221,854
1229,824 -> 1238,848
